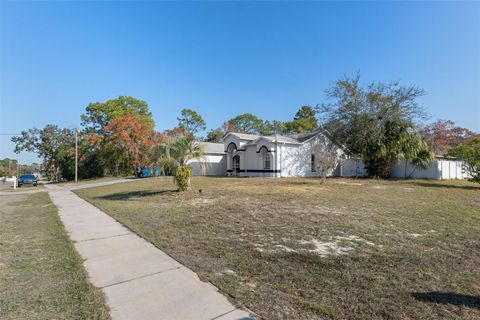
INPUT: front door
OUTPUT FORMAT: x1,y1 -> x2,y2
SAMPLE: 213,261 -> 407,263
232,155 -> 240,176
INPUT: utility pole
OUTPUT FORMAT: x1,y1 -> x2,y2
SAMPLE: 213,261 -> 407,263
75,128 -> 78,182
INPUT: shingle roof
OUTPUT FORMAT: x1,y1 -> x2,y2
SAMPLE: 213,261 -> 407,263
290,129 -> 324,142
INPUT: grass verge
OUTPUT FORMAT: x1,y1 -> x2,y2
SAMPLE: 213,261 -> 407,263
0,192 -> 110,320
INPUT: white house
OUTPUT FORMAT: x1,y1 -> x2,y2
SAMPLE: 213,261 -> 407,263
188,131 -> 470,180
188,130 -> 345,178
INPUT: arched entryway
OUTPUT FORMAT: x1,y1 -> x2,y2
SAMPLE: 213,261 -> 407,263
232,155 -> 240,175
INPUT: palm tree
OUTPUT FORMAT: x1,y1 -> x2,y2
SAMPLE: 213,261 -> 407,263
169,136 -> 205,167
151,142 -> 174,176
365,119 -> 433,178
152,136 -> 205,191
400,131 -> 434,178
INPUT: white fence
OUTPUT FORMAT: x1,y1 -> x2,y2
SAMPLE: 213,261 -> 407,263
335,159 -> 368,177
336,158 -> 470,180
391,159 -> 470,180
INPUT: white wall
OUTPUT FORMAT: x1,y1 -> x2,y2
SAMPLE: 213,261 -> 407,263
280,135 -> 344,177
336,159 -> 368,177
239,143 -> 278,177
188,154 -> 227,176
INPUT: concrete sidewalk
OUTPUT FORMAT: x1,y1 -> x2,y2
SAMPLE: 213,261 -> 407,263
46,184 -> 252,320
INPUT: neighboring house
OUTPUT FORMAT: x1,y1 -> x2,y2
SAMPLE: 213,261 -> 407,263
188,142 -> 227,176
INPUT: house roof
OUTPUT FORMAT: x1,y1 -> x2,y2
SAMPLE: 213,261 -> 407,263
200,142 -> 225,154
224,129 -> 349,151
290,129 -> 324,142
249,135 -> 301,145
224,132 -> 261,140
226,131 -> 304,144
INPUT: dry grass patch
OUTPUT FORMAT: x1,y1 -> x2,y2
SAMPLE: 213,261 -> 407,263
0,192 -> 110,320
76,177 -> 480,320
0,183 -> 45,192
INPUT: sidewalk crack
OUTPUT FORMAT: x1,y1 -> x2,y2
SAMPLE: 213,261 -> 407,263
78,232 -> 132,242
100,266 -> 183,289
210,308 -> 238,320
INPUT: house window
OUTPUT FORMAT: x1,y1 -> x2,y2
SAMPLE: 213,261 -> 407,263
264,152 -> 271,170
311,154 -> 316,172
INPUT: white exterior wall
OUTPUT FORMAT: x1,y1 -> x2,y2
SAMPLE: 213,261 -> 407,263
188,154 -> 227,176
239,142 -> 278,177
279,144 -> 312,177
279,135 -> 344,177
336,159 -> 368,177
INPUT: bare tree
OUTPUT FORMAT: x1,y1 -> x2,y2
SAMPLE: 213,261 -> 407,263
314,141 -> 344,183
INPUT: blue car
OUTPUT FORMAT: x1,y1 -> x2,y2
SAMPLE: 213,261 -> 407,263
136,166 -> 161,178
18,174 -> 38,187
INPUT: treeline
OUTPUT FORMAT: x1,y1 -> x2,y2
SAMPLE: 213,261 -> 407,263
11,74 -> 479,181
0,158 -> 41,177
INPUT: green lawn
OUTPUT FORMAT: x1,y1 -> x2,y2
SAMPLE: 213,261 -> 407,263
0,192 -> 110,320
75,177 -> 480,320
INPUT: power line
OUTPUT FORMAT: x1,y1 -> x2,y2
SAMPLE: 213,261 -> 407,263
0,133 -> 20,135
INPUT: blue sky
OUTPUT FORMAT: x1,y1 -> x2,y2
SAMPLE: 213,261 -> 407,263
1,1 -> 479,164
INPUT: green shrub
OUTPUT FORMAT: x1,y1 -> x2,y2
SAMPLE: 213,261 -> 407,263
174,165 -> 192,191
447,138 -> 480,183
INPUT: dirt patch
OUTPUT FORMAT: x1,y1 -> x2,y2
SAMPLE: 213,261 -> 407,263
190,197 -> 217,205
300,238 -> 353,256
335,181 -> 363,186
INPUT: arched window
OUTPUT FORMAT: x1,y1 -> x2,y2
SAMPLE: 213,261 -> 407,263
226,142 -> 237,153
263,151 -> 271,169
